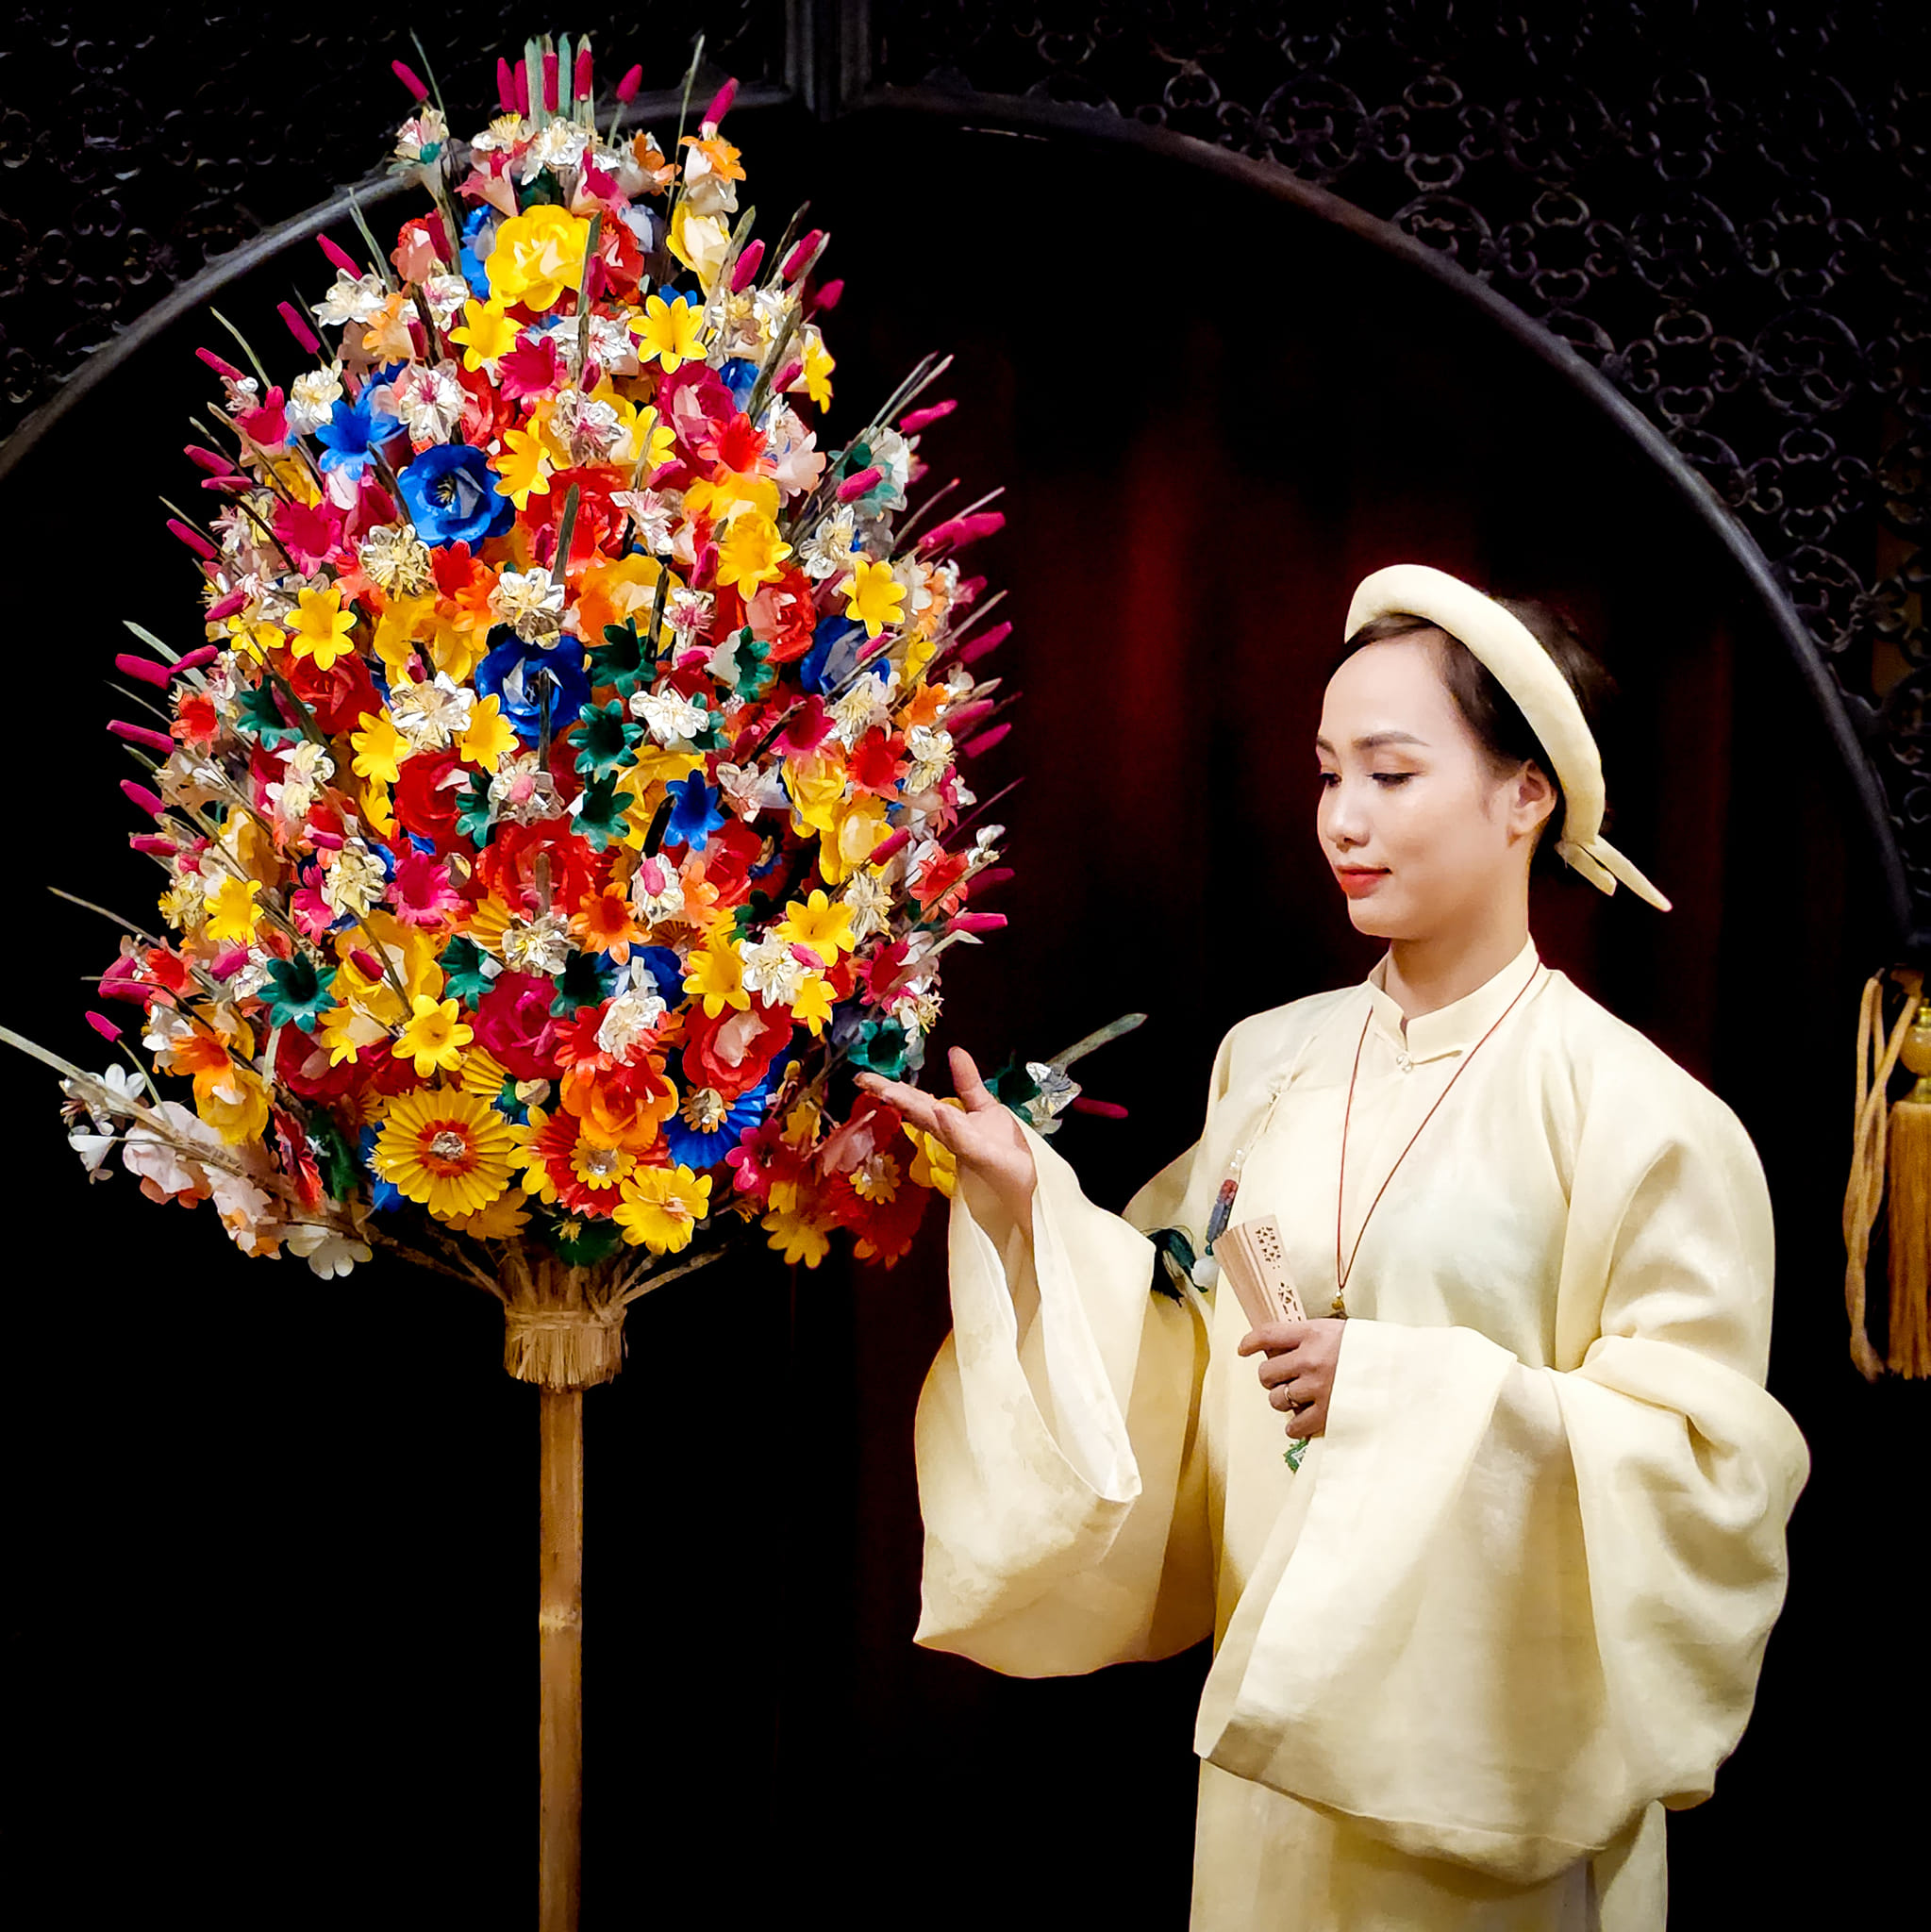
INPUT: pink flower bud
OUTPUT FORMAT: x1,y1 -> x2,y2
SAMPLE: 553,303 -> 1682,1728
210,948 -> 251,979
974,866 -> 1014,889
514,60 -> 530,116
957,622 -> 1011,666
868,827 -> 911,866
943,698 -> 996,735
497,57 -> 517,111
85,1012 -> 123,1043
391,58 -> 429,101
276,301 -> 320,355
617,64 -> 642,103
960,724 -> 1010,758
120,781 -> 167,817
812,277 -> 844,313
780,229 -> 823,280
703,78 -> 738,126
789,942 -> 826,971
195,347 -> 245,381
130,835 -> 178,858
900,399 -> 957,434
113,654 -> 175,688
99,976 -> 152,1006
1070,1097 -> 1129,1119
176,646 -> 220,673
542,51 -> 559,111
837,467 -> 881,503
730,239 -> 765,291
350,949 -> 386,982
109,720 -> 175,754
773,360 -> 803,395
206,590 -> 246,622
166,518 -> 217,560
307,828 -> 344,851
183,443 -> 232,474
951,911 -> 1007,934
318,234 -> 360,276
574,46 -> 593,99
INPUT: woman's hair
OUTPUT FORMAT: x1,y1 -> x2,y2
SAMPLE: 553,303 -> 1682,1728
1331,595 -> 1618,875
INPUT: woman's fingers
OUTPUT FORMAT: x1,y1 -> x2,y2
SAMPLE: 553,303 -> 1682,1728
856,1073 -> 946,1139
949,1044 -> 1001,1112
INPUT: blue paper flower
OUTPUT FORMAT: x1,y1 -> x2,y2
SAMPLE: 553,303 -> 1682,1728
397,443 -> 513,546
358,1125 -> 404,1213
799,614 -> 866,696
719,356 -> 759,408
474,627 -> 591,743
664,774 -> 727,852
314,371 -> 402,478
460,206 -> 497,298
631,946 -> 686,1009
663,1077 -> 774,1169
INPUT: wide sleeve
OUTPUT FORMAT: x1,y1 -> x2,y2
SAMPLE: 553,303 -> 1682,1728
1191,1061 -> 1810,1887
910,1031 -> 1243,1677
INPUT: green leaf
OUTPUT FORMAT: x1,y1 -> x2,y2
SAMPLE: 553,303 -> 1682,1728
262,954 -> 337,1034
551,949 -> 616,1017
232,677 -> 302,749
439,935 -> 495,1008
573,773 -> 627,852
545,1213 -> 624,1266
309,1112 -> 359,1205
455,770 -> 494,843
574,697 -> 642,779
730,627 -> 773,701
591,619 -> 655,697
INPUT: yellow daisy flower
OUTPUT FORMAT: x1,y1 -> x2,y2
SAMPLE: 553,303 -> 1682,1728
614,1163 -> 711,1252
373,1086 -> 524,1222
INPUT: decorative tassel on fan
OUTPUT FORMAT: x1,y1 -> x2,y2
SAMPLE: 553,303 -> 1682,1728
1844,967 -> 1929,1378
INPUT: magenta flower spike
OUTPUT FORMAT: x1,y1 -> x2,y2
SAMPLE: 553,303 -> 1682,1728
703,78 -> 738,126
318,234 -> 361,277
542,51 -> 559,112
85,1012 -> 123,1043
194,347 -> 246,381
812,278 -> 844,313
959,724 -> 1011,758
901,399 -> 957,434
109,720 -> 176,754
391,58 -> 429,102
780,230 -> 823,281
575,46 -> 593,100
175,647 -> 220,673
276,301 -> 321,356
837,467 -> 882,503
496,57 -> 517,111
730,240 -> 765,291
166,519 -> 219,560
128,835 -> 178,858
957,622 -> 1012,666
113,654 -> 175,689
120,780 -> 167,818
616,63 -> 642,103
951,911 -> 1008,934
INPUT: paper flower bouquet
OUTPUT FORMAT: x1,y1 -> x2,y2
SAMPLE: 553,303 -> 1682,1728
10,36 -> 1021,1384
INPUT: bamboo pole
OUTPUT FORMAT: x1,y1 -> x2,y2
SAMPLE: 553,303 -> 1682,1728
539,1388 -> 585,1932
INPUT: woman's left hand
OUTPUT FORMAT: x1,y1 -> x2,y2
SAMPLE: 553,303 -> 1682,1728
1238,1318 -> 1347,1440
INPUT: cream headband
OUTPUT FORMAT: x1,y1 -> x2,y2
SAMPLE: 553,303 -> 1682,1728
1342,563 -> 1671,911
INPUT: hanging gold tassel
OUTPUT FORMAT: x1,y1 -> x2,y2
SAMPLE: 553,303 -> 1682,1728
1886,986 -> 1931,1376
1845,967 -> 1927,1380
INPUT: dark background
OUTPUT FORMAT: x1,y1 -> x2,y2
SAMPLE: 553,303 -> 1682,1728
2,10 -> 1925,1928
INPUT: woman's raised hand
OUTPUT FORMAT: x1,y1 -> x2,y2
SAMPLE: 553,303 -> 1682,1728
856,1046 -> 1038,1226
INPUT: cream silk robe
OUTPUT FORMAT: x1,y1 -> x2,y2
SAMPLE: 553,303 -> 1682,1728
912,939 -> 1808,1930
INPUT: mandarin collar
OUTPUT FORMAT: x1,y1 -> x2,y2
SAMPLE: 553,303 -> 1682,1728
1362,934 -> 1543,1063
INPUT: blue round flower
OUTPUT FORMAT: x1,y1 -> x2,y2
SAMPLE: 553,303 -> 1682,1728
663,1077 -> 774,1170
397,443 -> 513,547
460,206 -> 498,299
474,627 -> 591,743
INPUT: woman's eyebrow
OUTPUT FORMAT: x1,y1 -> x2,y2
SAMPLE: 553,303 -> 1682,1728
1314,730 -> 1430,752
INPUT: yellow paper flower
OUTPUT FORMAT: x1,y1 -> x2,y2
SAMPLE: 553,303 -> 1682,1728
906,1110 -> 961,1198
667,206 -> 731,292
203,875 -> 263,945
774,888 -> 857,960
685,468 -> 780,528
373,1086 -> 525,1221
286,585 -> 358,669
318,998 -> 391,1068
840,558 -> 905,638
484,207 -> 591,312
683,938 -> 750,1017
448,298 -> 520,373
791,973 -> 834,1037
192,1064 -> 272,1146
351,708 -> 408,786
391,992 -> 474,1077
614,1162 -> 711,1252
819,794 -> 891,885
791,327 -> 835,408
570,1139 -> 636,1193
492,423 -> 554,508
714,511 -> 792,593
636,291 -> 710,373
762,1208 -> 831,1268
781,751 -> 846,839
443,1187 -> 532,1240
458,692 -> 518,769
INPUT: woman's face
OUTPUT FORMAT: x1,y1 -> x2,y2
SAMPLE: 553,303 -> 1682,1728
1315,634 -> 1556,941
